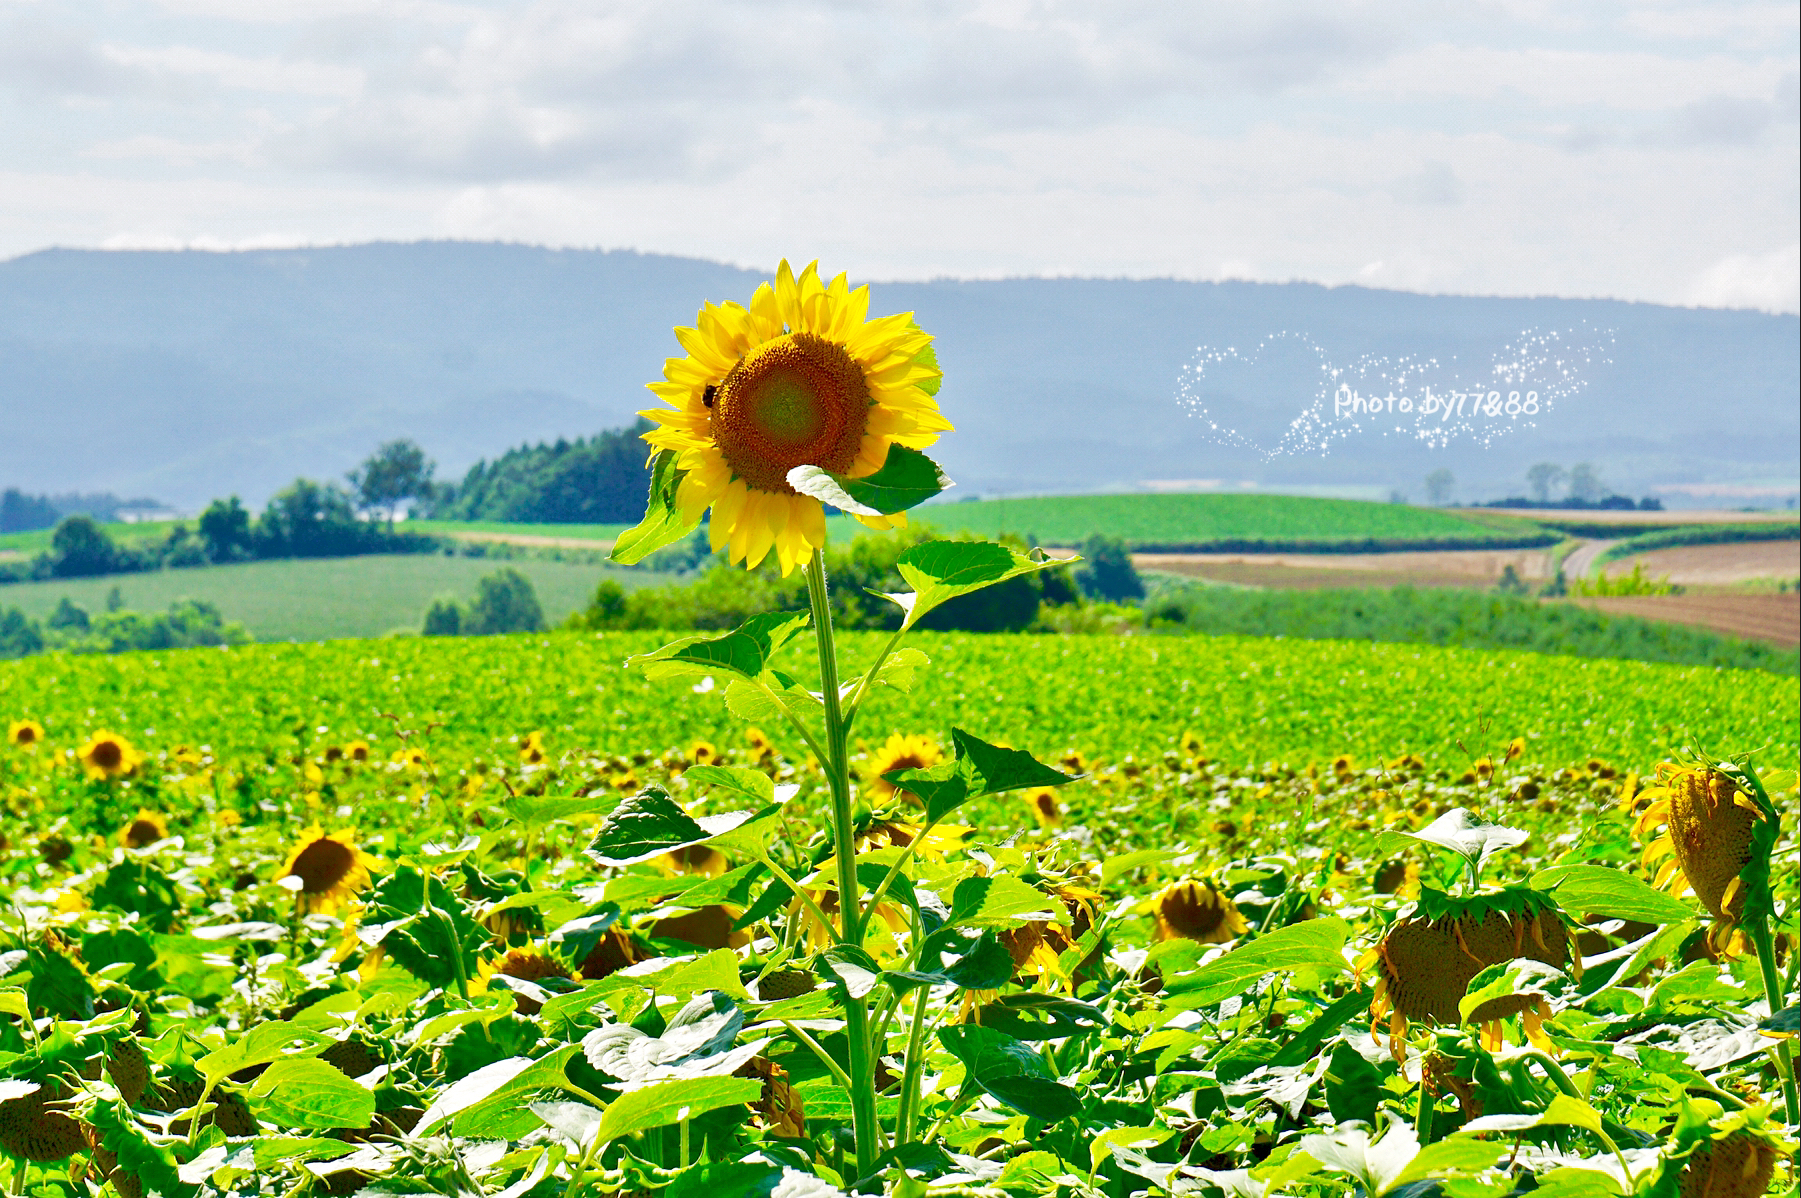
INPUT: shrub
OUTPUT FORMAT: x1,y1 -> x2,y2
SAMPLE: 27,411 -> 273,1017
466,568 -> 545,635
50,516 -> 120,578
1074,535 -> 1144,602
0,606 -> 44,658
421,597 -> 465,637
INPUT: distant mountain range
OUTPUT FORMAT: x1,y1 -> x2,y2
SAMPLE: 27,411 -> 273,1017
1,242 -> 1794,512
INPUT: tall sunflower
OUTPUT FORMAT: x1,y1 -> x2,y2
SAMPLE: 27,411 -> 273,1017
78,730 -> 142,780
277,826 -> 374,914
638,260 -> 950,575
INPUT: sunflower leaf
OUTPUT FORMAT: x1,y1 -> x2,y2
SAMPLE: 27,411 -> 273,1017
937,1025 -> 1082,1122
1160,917 -> 1351,1011
885,727 -> 1078,824
628,611 -> 811,684
1530,864 -> 1694,924
611,449 -> 701,565
786,445 -> 951,517
584,786 -> 759,867
882,541 -> 1068,631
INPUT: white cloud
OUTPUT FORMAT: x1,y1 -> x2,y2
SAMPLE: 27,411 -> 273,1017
1688,244 -> 1801,313
0,0 -> 1794,312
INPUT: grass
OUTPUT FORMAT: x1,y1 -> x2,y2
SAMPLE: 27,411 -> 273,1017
1594,520 -> 1801,564
0,519 -> 178,556
1143,581 -> 1798,674
405,519 -> 632,541
0,554 -> 671,642
905,493 -> 1551,550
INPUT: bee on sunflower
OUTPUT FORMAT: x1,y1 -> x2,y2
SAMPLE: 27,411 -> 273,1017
277,825 -> 375,914
78,730 -> 142,780
625,259 -> 949,576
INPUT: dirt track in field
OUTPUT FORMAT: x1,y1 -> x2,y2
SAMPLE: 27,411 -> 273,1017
1565,594 -> 1800,648
1599,540 -> 1800,585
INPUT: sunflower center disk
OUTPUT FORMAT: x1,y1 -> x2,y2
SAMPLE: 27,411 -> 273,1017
293,838 -> 355,893
711,332 -> 871,494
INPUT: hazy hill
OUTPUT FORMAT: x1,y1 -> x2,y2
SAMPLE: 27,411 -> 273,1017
0,242 -> 1794,511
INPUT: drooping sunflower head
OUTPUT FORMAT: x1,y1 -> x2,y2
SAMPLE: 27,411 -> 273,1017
1150,880 -> 1248,945
78,731 -> 142,780
868,733 -> 943,803
277,825 -> 373,914
1651,1099 -> 1792,1198
8,720 -> 44,749
1632,763 -> 1772,944
640,260 -> 950,575
659,843 -> 730,879
118,810 -> 169,849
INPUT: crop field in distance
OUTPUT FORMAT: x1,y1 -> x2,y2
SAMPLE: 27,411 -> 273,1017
0,556 -> 671,641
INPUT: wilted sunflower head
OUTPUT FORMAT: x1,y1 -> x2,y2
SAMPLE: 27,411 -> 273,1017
638,259 -> 950,576
8,720 -> 44,749
118,809 -> 169,849
1150,880 -> 1248,945
1633,763 -> 1771,943
277,825 -> 373,914
497,948 -> 575,983
78,730 -> 142,780
868,733 -> 942,803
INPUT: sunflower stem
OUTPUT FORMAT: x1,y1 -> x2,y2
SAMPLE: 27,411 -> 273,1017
1748,916 -> 1801,1125
804,547 -> 879,1182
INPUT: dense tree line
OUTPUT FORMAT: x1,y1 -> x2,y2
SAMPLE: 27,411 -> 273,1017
0,480 -> 439,586
422,421 -> 653,523
0,596 -> 248,660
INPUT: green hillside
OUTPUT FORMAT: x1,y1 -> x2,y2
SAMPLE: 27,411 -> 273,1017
908,492 -> 1551,550
0,555 -> 666,642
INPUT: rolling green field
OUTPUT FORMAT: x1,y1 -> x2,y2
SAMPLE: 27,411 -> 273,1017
406,518 -> 633,541
0,519 -> 178,556
0,555 -> 663,642
903,493 -> 1549,548
3,630 -> 1792,769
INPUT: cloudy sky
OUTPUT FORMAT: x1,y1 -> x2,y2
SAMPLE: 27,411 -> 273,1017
2,0 -> 1796,311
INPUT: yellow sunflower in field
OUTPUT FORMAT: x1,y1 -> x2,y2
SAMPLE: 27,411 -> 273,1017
1149,880 -> 1248,945
867,733 -> 942,803
640,259 -> 950,575
277,825 -> 374,914
118,810 -> 169,848
518,731 -> 546,765
8,719 -> 44,749
78,730 -> 142,780
1023,787 -> 1063,829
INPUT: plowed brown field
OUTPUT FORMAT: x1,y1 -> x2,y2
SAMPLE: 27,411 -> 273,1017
1566,594 -> 1800,648
1600,539 -> 1800,585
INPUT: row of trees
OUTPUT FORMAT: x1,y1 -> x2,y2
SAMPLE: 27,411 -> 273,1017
1,481 -> 440,584
1419,464 -> 1661,510
0,596 -> 248,660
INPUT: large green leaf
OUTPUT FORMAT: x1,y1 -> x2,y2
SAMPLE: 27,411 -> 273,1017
1530,864 -> 1693,924
883,541 -> 1069,631
627,611 -> 810,684
1163,917 -> 1350,1011
948,876 -> 1062,928
937,1025 -> 1081,1122
585,786 -> 760,868
248,1059 -> 376,1130
786,444 -> 951,516
450,1045 -> 582,1140
195,1019 -> 332,1086
594,1075 -> 764,1144
611,449 -> 701,565
360,867 -> 488,990
885,727 -> 1078,824
502,792 -> 623,831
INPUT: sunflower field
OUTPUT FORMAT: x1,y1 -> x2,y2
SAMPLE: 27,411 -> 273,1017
3,260 -> 1799,1198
